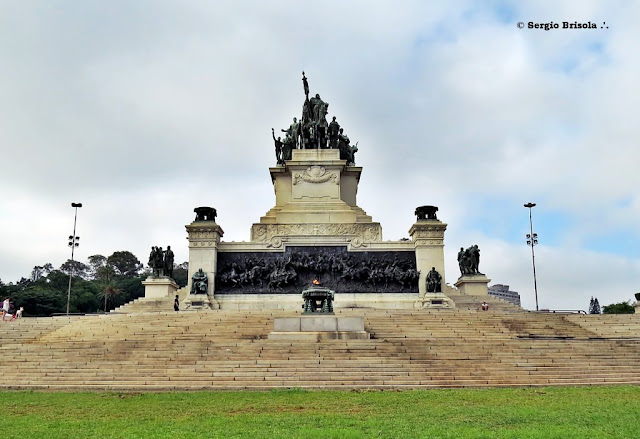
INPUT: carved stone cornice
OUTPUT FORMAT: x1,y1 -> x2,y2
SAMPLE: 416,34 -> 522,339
251,223 -> 382,245
186,222 -> 224,248
408,222 -> 447,246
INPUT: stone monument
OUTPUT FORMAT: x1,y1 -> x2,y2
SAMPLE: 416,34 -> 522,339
454,245 -> 491,296
185,74 -> 455,310
142,244 -> 179,299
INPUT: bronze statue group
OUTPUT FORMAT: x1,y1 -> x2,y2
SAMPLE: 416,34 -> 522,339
216,250 -> 419,294
458,245 -> 482,276
272,72 -> 358,165
148,245 -> 174,279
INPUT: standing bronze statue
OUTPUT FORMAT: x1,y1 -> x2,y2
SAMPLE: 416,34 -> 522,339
272,128 -> 283,164
302,71 -> 309,100
282,117 -> 300,149
328,116 -> 340,149
148,246 -> 165,277
163,246 -> 174,279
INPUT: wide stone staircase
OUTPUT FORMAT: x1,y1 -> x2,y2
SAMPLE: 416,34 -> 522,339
0,307 -> 638,390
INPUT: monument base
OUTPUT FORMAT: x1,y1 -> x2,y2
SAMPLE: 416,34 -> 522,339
268,315 -> 369,340
454,275 -> 491,296
142,277 -> 179,299
183,294 -> 218,310
216,293 -> 420,310
634,302 -> 640,314
420,293 -> 455,309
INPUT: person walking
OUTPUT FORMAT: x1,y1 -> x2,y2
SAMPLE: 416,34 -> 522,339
174,295 -> 179,312
2,298 -> 10,320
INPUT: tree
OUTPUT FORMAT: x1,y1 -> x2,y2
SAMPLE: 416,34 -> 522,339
30,263 -> 54,282
588,297 -> 601,314
87,254 -> 108,280
107,251 -> 142,277
100,285 -> 122,313
602,301 -> 635,314
172,261 -> 189,287
59,260 -> 90,279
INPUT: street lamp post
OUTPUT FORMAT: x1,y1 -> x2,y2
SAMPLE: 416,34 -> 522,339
524,202 -> 539,311
66,202 -> 82,315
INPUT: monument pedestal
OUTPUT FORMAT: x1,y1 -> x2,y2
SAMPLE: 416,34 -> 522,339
454,275 -> 491,296
142,277 -> 179,299
634,302 -> 640,314
268,315 -> 369,341
183,294 -> 218,310
419,293 -> 455,309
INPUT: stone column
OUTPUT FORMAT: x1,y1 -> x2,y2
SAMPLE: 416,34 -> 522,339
185,220 -> 224,309
408,220 -> 447,298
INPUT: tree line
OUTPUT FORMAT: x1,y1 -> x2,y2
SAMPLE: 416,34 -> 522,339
0,251 -> 188,317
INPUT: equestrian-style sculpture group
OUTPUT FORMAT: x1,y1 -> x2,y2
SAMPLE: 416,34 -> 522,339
272,72 -> 359,165
216,249 -> 419,294
457,245 -> 482,276
148,245 -> 174,279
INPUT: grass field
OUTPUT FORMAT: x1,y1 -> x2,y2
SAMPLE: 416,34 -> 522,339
2,386 -> 639,438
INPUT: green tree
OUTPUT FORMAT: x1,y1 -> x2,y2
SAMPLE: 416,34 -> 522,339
59,260 -> 90,279
107,251 -> 142,277
602,301 -> 635,314
100,286 -> 122,313
172,261 -> 189,287
87,254 -> 107,280
30,263 -> 53,281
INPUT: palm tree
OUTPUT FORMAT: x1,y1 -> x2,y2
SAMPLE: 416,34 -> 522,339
100,286 -> 122,313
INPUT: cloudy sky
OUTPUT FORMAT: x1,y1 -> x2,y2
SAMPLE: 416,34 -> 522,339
1,1 -> 638,311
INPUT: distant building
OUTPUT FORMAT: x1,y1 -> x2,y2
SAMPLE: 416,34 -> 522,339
488,284 -> 521,306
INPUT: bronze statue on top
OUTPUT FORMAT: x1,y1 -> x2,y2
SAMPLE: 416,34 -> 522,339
415,205 -> 439,221
272,72 -> 360,164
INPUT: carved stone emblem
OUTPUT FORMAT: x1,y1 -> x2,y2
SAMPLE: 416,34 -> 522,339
293,166 -> 338,185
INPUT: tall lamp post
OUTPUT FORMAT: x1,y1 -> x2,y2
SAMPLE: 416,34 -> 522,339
524,202 -> 539,311
66,202 -> 82,315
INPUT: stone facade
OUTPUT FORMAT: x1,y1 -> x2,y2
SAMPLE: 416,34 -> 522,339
184,139 -> 451,309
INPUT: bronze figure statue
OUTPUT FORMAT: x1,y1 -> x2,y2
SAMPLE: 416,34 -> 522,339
191,268 -> 208,294
458,245 -> 482,276
426,267 -> 442,293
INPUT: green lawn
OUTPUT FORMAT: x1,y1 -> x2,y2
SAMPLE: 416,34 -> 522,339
2,386 -> 639,438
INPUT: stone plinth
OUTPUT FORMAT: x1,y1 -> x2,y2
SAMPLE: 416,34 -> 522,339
634,302 -> 640,314
454,275 -> 491,296
420,293 -> 455,309
183,294 -> 213,310
268,315 -> 369,340
142,277 -> 179,299
251,149 -> 382,247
